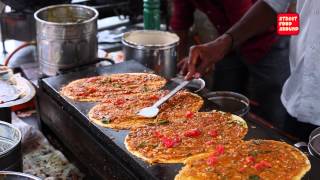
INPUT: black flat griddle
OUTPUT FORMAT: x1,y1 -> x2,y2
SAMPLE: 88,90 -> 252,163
37,60 -> 319,180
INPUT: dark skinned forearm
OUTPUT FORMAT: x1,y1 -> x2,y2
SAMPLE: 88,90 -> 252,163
227,0 -> 277,47
173,30 -> 189,60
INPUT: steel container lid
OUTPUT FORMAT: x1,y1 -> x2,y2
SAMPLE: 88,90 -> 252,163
122,30 -> 180,50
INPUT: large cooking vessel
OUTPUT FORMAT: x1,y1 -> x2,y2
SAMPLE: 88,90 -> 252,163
122,30 -> 179,78
34,4 -> 99,76
0,121 -> 22,171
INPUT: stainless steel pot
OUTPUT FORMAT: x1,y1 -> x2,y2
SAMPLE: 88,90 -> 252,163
0,171 -> 41,180
122,30 -> 179,78
0,121 -> 22,171
34,4 -> 99,76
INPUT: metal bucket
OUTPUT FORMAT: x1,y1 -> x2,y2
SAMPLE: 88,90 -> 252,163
34,4 -> 99,76
122,30 -> 179,78
0,171 -> 41,180
0,121 -> 22,171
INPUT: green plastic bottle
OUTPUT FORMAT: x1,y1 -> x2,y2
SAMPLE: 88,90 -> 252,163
143,0 -> 160,30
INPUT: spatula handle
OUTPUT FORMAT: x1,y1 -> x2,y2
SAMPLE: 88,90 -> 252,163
153,80 -> 190,108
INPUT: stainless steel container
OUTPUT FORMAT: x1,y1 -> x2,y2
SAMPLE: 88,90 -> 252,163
122,30 -> 179,78
34,4 -> 99,76
0,121 -> 22,171
204,91 -> 250,118
295,127 -> 320,159
0,171 -> 41,180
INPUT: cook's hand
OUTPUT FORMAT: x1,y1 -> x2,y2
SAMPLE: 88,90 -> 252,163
177,57 -> 188,75
184,34 -> 233,80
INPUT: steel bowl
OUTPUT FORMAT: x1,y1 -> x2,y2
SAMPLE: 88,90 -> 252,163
0,121 -> 22,171
204,91 -> 250,118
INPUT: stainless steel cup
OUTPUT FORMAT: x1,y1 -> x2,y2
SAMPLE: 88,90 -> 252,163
122,30 -> 179,78
34,4 -> 98,76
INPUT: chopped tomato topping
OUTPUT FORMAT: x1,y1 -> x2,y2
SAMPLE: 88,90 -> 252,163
114,99 -> 125,105
149,94 -> 159,100
208,129 -> 218,138
206,155 -> 218,166
184,128 -> 201,137
253,160 -> 271,171
215,145 -> 225,155
173,135 -> 181,144
205,140 -> 215,145
161,137 -> 175,148
154,131 -> 163,138
185,111 -> 194,119
245,156 -> 255,164
102,99 -> 112,103
253,163 -> 264,171
76,92 -> 86,96
239,167 -> 246,173
77,87 -> 96,96
260,160 -> 272,168
87,87 -> 97,93
85,77 -> 99,83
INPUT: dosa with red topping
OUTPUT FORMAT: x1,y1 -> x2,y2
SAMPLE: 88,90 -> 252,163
175,140 -> 310,180
88,91 -> 203,129
60,73 -> 166,101
125,111 -> 247,163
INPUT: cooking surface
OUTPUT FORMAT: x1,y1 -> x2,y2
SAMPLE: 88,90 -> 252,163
39,60 -> 319,180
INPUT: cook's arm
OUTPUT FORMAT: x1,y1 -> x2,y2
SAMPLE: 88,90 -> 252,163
227,0 -> 292,47
170,0 -> 195,60
174,30 -> 189,60
185,0 -> 292,79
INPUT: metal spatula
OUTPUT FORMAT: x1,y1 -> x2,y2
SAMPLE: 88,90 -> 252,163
137,80 -> 190,118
